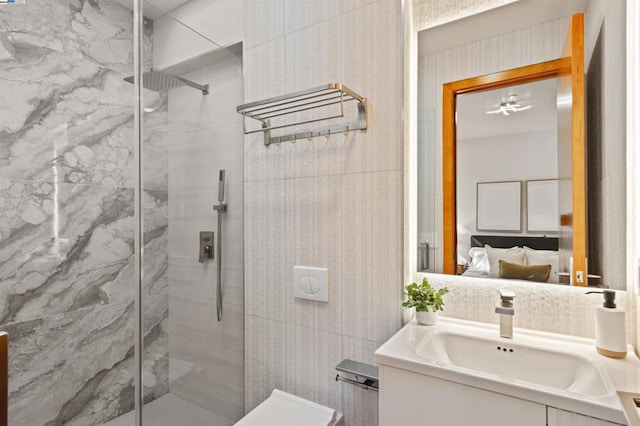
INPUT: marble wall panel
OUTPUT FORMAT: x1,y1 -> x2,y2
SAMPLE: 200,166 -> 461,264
0,183 -> 168,424
0,181 -> 167,322
2,298 -> 167,426
0,1 -> 159,189
0,0 -> 152,72
0,180 -> 134,324
0,0 -> 169,424
0,50 -> 132,186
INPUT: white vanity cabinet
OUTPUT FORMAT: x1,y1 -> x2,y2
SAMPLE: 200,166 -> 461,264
547,407 -> 624,426
379,366 -> 627,426
379,365 -> 546,426
376,319 -> 638,426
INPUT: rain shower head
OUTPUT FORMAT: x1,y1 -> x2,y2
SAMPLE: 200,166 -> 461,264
124,68 -> 209,95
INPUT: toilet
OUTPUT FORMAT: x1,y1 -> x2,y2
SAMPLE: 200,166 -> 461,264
236,389 -> 345,426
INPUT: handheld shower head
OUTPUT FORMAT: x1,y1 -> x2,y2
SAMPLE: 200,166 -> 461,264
218,170 -> 226,202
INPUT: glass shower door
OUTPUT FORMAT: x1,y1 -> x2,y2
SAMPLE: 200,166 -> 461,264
136,2 -> 245,425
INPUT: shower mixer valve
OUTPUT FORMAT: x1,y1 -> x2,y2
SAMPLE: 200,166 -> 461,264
198,231 -> 214,263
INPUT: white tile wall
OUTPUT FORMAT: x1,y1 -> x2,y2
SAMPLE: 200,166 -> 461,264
342,0 -> 378,14
167,54 -> 245,423
244,1 -> 640,425
413,0 -> 518,31
284,325 -> 344,411
245,315 -> 286,412
341,171 -> 403,343
243,0 -> 403,424
284,17 -> 342,93
285,176 -> 342,334
284,0 -> 343,34
284,134 -> 343,179
244,0 -> 285,49
153,0 -> 245,69
341,0 -> 403,174
244,179 -> 286,321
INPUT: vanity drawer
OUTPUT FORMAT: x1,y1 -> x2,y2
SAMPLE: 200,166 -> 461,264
379,365 -> 546,426
547,407 -> 625,426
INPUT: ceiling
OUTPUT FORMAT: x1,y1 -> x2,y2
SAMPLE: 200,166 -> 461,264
111,0 -> 191,19
456,78 -> 558,141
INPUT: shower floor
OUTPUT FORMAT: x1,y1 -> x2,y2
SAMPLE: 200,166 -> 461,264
103,393 -> 234,426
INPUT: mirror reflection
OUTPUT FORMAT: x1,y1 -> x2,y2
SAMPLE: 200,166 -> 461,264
456,79 -> 563,283
416,0 -> 626,290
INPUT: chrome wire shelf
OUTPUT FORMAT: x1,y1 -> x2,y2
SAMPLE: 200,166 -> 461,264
236,83 -> 367,146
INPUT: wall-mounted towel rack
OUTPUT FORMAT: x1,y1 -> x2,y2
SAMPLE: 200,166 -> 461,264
236,83 -> 367,146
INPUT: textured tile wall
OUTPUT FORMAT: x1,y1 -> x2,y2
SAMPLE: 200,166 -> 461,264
422,273 -> 627,339
0,1 -> 168,424
166,54 -> 245,423
413,0 -> 518,31
243,2 -> 639,426
243,0 -> 403,424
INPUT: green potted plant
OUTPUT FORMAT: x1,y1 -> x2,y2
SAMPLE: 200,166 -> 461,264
402,278 -> 449,325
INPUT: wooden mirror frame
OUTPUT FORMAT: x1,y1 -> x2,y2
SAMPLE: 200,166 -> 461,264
442,13 -> 586,285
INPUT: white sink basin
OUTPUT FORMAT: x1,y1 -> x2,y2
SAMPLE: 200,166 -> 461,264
375,317 -> 640,424
417,330 -> 610,397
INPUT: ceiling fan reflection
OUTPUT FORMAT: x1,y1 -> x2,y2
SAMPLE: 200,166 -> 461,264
485,94 -> 532,116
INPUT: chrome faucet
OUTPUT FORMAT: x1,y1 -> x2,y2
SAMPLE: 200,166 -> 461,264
495,289 -> 515,339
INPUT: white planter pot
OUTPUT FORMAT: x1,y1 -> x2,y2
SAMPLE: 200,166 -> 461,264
415,311 -> 438,326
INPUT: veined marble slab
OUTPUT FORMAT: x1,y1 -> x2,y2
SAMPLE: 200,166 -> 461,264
0,0 -> 153,74
0,46 -> 167,188
0,0 -> 170,424
0,184 -> 169,425
0,47 -> 133,186
3,300 -> 168,426
0,179 -> 168,324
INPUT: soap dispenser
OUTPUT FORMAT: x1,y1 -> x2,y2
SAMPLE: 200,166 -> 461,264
586,290 -> 627,358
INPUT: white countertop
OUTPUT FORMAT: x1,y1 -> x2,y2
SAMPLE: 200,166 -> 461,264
375,317 -> 640,424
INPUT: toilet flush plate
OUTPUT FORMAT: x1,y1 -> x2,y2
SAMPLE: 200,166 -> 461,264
293,266 -> 328,302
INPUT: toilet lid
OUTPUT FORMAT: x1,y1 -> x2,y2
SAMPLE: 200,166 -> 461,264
236,389 -> 337,426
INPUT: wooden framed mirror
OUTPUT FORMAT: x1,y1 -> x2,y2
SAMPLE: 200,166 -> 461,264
442,13 -> 587,285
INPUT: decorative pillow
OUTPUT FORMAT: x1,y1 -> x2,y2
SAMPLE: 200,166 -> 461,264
484,245 -> 525,278
499,260 -> 551,282
467,247 -> 490,274
524,246 -> 560,283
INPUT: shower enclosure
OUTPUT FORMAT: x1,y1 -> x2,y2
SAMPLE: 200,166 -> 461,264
0,0 -> 244,424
